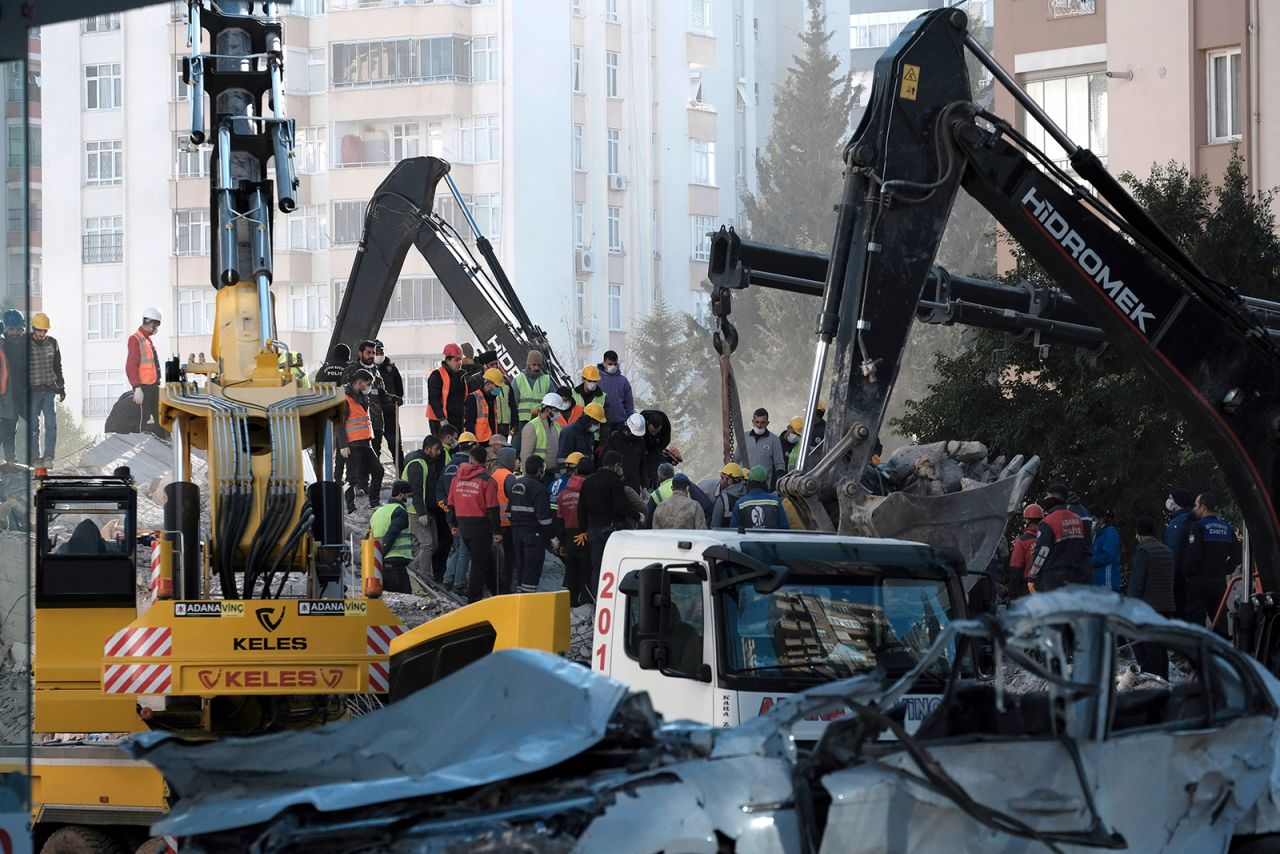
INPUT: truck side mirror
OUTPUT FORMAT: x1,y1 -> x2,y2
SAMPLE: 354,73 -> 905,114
633,563 -> 671,671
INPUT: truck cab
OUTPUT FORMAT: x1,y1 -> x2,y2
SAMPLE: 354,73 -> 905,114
591,530 -> 968,739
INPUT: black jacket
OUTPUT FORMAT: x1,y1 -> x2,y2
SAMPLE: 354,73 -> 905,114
379,501 -> 411,557
401,448 -> 442,517
557,418 -> 600,465
377,357 -> 404,408
315,344 -> 350,385
1185,515 -> 1240,577
579,468 -> 640,531
342,360 -> 386,433
507,473 -> 554,528
603,426 -> 645,490
427,361 -> 468,427
1129,539 -> 1176,613
639,409 -> 672,490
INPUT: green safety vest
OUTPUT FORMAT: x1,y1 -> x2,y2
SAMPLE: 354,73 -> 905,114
514,371 -> 552,419
529,417 -> 559,458
788,441 -> 801,471
653,478 -> 675,504
369,502 -> 413,561
572,388 -> 608,413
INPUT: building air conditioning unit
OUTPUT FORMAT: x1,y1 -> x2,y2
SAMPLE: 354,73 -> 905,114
608,174 -> 629,191
576,248 -> 596,273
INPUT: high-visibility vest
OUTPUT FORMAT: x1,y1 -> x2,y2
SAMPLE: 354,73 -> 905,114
426,365 -> 453,421
469,390 -> 493,442
370,503 -> 413,561
528,417 -> 559,459
567,388 -> 607,424
133,330 -> 159,385
653,478 -> 675,505
0,346 -> 8,396
513,371 -> 552,420
494,467 -> 512,527
345,394 -> 374,442
279,350 -> 311,388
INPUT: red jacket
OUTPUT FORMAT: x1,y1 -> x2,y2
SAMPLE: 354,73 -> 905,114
126,327 -> 161,388
1010,527 -> 1037,580
447,461 -> 500,537
556,474 -> 586,533
1030,505 -> 1086,589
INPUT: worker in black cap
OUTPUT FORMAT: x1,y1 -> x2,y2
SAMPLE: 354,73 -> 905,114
370,480 -> 414,593
1164,486 -> 1196,617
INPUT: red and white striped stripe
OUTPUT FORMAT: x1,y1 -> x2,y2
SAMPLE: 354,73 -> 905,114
102,663 -> 173,695
163,836 -> 179,853
149,539 -> 162,600
104,626 -> 173,659
365,624 -> 405,656
367,661 -> 390,693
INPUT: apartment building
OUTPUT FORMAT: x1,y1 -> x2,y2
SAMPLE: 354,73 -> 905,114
36,1 -> 836,443
0,32 -> 42,314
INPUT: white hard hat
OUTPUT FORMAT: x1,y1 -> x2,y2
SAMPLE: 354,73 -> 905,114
142,306 -> 163,322
540,392 -> 565,410
626,412 -> 646,436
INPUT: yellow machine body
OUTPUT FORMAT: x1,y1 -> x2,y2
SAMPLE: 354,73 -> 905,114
34,607 -> 149,734
391,591 -> 571,658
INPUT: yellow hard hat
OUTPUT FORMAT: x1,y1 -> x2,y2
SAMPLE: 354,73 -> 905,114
566,451 -> 586,465
583,402 -> 606,423
816,400 -> 827,412
456,431 -> 477,444
30,312 -> 49,331
720,462 -> 744,478
789,416 -> 804,433
483,367 -> 506,386
581,364 -> 601,382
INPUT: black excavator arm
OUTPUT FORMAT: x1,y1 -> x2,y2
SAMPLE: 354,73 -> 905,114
765,7 -> 1280,655
327,156 -> 569,388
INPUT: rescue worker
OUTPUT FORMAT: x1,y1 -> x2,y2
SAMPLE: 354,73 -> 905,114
709,463 -> 747,529
374,340 -> 405,473
439,435 -> 477,595
1007,504 -> 1043,600
1183,492 -> 1239,634
1163,487 -> 1195,618
557,401 -> 605,466
652,473 -> 707,530
603,412 -> 647,491
28,312 -> 64,466
1090,505 -> 1121,590
520,392 -> 563,473
569,365 -> 607,424
492,446 -> 518,593
1027,482 -> 1085,592
475,350 -> 512,435
743,408 -> 786,490
730,465 -> 789,530
486,434 -> 509,474
125,307 -> 162,440
447,446 -> 502,603
370,480 -> 414,594
401,435 -> 444,589
507,454 -> 556,592
638,409 -> 673,490
465,368 -> 505,443
1129,515 -> 1176,678
0,309 -> 20,465
550,450 -> 584,512
431,424 -> 460,580
337,369 -> 382,514
510,350 -> 552,451
315,342 -> 349,385
278,349 -> 311,388
579,450 -> 642,596
427,343 -> 468,435
645,462 -> 712,525
554,385 -> 576,427
343,340 -> 386,454
596,350 -> 635,430
556,457 -> 592,606
782,417 -> 804,470
1067,489 -> 1094,581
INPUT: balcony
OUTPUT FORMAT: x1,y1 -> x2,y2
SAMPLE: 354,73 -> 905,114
83,396 -> 119,418
83,232 -> 124,264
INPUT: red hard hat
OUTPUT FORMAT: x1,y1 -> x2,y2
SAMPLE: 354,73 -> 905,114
443,343 -> 463,358
1022,503 -> 1045,521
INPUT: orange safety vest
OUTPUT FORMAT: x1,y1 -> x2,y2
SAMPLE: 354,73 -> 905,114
426,364 -> 453,421
133,330 -> 159,385
469,390 -> 493,442
345,393 -> 374,442
494,467 -> 512,527
0,346 -> 8,396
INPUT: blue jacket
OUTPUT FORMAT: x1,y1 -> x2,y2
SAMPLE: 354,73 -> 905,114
1091,523 -> 1121,590
1164,508 -> 1193,570
595,364 -> 635,424
729,487 -> 790,530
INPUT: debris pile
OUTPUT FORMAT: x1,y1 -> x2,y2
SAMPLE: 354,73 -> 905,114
880,440 -> 1015,496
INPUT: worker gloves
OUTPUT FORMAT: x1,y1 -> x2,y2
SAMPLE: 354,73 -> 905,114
133,387 -> 144,405
417,515 -> 430,525
340,447 -> 350,459
573,532 -> 587,547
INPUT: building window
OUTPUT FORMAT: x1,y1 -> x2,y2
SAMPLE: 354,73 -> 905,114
296,126 -> 327,173
85,140 -> 123,186
384,276 -> 464,324
175,209 -> 211,256
1049,0 -> 1096,19
289,283 -> 330,331
607,128 -> 621,175
285,0 -> 326,16
392,122 -> 421,162
177,287 -> 216,335
608,283 -> 622,331
691,138 -> 716,186
173,57 -> 190,101
574,202 -> 585,248
736,144 -> 745,179
692,289 -> 711,325
175,133 -> 210,179
1023,71 -> 1107,171
421,35 -> 473,83
435,192 -> 470,234
572,0 -> 583,15
850,9 -> 927,50
1208,48 -> 1242,143
6,124 -> 40,168
690,214 -> 714,261
575,280 -> 587,325
572,46 -> 583,93
84,370 -> 127,418
460,115 -> 500,163
85,63 -> 122,110
573,124 -> 584,171
473,35 -> 499,83
86,292 -> 125,341
330,37 -> 471,88
81,14 -> 121,33
606,51 -> 619,98
472,193 -> 501,238
400,356 -> 430,405
333,199 -> 366,245
606,0 -> 619,22
690,0 -> 713,34
83,216 -> 123,264
608,206 -> 622,254
735,14 -> 743,45
287,205 -> 329,252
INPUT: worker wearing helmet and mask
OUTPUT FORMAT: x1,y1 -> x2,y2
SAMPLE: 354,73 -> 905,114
29,312 -> 65,466
0,309 -> 23,466
520,392 -> 564,475
126,307 -> 163,439
465,368 -> 506,443
427,343 -> 468,436
1008,503 -> 1044,601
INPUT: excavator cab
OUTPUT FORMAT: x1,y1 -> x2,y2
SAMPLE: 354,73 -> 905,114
34,471 -> 136,608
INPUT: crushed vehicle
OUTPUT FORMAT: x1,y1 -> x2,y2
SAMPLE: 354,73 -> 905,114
130,588 -> 1280,853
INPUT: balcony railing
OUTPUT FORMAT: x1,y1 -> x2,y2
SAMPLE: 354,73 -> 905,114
83,395 -> 121,418
83,232 -> 124,264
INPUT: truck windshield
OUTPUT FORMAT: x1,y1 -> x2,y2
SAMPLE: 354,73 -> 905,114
717,541 -> 955,682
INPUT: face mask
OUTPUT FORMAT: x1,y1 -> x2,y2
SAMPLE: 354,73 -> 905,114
1165,497 -> 1178,514
590,425 -> 600,437
784,432 -> 799,444
585,381 -> 598,391
604,365 -> 618,374
374,354 -> 386,365
752,426 -> 766,436
489,387 -> 501,397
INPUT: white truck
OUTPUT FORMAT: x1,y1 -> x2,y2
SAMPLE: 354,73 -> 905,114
589,530 -> 970,739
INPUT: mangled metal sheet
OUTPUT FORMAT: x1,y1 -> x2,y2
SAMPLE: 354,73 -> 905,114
130,649 -> 631,837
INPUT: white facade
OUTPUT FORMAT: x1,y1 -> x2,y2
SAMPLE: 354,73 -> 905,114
38,1 -> 826,442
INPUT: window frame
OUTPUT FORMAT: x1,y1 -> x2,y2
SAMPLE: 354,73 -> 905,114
608,282 -> 623,331
1206,47 -> 1243,144
174,209 -> 211,257
85,139 -> 123,187
690,214 -> 714,262
607,206 -> 622,254
607,128 -> 621,176
288,282 -> 331,332
572,45 -> 584,94
573,123 -> 584,172
691,138 -> 716,187
85,292 -> 125,342
606,51 -> 620,99
85,62 -> 123,111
